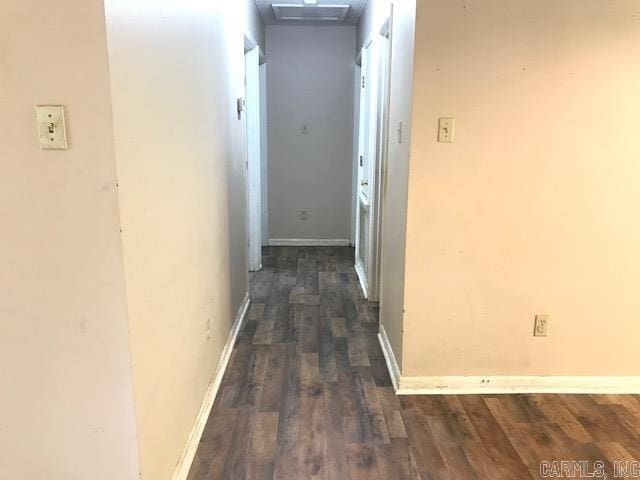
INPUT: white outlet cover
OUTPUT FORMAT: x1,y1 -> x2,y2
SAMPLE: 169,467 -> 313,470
534,314 -> 549,337
36,105 -> 68,150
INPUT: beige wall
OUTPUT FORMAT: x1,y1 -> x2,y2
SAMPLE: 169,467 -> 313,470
0,0 -> 140,478
104,1 -> 249,479
267,26 -> 356,241
402,0 -> 640,376
378,0 -> 417,369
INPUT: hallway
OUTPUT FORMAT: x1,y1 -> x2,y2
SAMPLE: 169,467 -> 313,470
187,246 -> 396,479
186,247 -> 640,480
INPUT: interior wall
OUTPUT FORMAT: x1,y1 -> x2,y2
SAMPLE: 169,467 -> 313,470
378,0 -> 417,370
356,0 -> 392,53
402,0 -> 640,376
245,0 -> 265,53
0,0 -> 140,478
267,26 -> 356,242
104,1 -> 248,479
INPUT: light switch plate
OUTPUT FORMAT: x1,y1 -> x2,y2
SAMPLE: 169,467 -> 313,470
36,105 -> 68,150
438,117 -> 455,143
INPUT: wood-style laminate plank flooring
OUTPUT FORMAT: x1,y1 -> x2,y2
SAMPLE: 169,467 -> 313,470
187,246 -> 640,480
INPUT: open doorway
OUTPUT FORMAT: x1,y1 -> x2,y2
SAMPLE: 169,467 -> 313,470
243,2 -> 393,302
354,10 -> 393,302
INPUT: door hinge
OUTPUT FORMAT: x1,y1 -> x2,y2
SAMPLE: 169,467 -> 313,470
359,155 -> 364,167
361,76 -> 365,88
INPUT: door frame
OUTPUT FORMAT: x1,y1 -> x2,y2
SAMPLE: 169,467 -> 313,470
354,8 -> 394,302
244,34 -> 264,272
350,64 -> 361,247
370,14 -> 393,302
355,39 -> 376,298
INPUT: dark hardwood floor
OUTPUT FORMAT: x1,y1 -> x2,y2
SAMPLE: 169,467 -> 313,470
187,246 -> 640,480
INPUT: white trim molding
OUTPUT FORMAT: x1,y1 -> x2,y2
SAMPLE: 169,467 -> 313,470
396,375 -> 640,395
171,293 -> 251,480
378,324 -> 400,392
354,259 -> 369,299
268,238 -> 351,247
378,325 -> 640,395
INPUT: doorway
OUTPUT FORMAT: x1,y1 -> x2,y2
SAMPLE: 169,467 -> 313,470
243,14 -> 393,293
244,36 -> 265,272
354,13 -> 392,302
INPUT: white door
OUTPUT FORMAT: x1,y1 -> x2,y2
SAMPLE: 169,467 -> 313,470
355,39 -> 378,298
354,28 -> 392,302
245,47 -> 262,271
371,33 -> 391,302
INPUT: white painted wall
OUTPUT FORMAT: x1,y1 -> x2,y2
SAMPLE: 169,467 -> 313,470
0,0 -> 140,478
104,1 -> 249,479
267,26 -> 356,241
3,1 -> 253,478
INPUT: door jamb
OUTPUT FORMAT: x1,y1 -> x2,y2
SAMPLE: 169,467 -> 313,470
368,10 -> 393,303
244,33 -> 264,272
354,8 -> 394,303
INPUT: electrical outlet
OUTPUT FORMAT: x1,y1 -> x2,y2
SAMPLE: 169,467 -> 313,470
205,317 -> 211,340
533,314 -> 549,337
298,210 -> 308,221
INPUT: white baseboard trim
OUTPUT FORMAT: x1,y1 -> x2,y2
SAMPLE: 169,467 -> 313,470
268,238 -> 351,247
171,292 -> 250,480
354,259 -> 368,299
378,324 -> 401,393
377,325 -> 640,395
396,375 -> 640,395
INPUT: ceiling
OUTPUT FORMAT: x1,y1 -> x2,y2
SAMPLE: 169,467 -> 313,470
255,0 -> 368,26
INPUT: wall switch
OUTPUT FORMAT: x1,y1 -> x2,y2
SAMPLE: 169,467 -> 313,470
301,124 -> 309,135
36,105 -> 68,150
438,117 -> 455,143
533,314 -> 549,337
298,210 -> 308,221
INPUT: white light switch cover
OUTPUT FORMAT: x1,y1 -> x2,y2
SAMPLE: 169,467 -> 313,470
36,105 -> 68,150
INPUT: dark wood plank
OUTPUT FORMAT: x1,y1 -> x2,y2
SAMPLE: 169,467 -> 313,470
188,246 -> 640,480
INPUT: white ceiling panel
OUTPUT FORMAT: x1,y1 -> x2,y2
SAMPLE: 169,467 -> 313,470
255,0 -> 368,26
